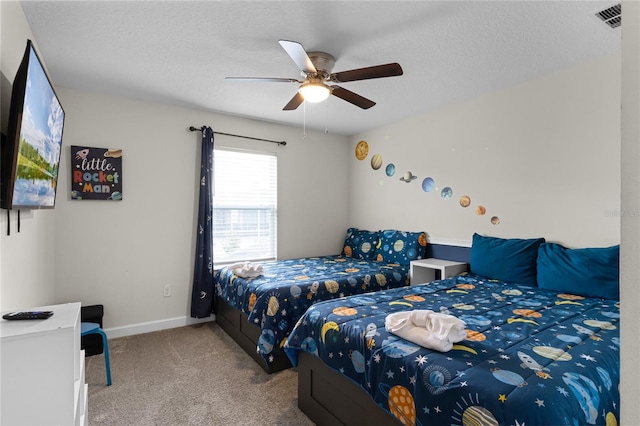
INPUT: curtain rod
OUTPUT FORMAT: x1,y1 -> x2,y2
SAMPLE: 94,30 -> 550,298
188,126 -> 286,146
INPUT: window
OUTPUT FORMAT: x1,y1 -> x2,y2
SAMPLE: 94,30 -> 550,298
213,148 -> 277,266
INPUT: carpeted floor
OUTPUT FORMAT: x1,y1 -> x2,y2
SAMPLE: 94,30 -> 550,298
85,322 -> 315,425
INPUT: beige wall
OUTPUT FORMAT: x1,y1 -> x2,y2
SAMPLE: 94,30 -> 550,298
620,1 -> 640,423
51,88 -> 349,330
1,0 -> 350,325
349,53 -> 621,248
2,2 -> 639,423
0,0 -> 57,310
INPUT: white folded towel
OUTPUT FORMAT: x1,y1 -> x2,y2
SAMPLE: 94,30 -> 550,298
385,310 -> 467,352
228,261 -> 264,278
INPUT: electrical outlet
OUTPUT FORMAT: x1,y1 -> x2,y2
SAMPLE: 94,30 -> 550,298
163,284 -> 171,297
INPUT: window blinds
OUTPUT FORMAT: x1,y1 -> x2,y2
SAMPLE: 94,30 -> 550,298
213,148 -> 277,266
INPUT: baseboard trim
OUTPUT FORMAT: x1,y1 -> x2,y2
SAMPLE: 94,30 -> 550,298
105,315 -> 215,339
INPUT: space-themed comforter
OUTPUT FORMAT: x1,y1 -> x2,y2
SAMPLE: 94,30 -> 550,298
214,255 -> 409,365
285,273 -> 620,426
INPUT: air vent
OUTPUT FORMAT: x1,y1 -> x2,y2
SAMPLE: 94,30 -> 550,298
595,3 -> 621,29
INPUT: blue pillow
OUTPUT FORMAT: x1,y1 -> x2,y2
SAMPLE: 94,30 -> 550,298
470,233 -> 545,286
342,228 -> 379,260
537,243 -> 619,300
376,230 -> 427,265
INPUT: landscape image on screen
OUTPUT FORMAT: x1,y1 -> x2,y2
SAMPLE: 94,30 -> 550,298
13,47 -> 64,207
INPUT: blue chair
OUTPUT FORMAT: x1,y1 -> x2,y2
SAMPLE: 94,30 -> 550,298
81,322 -> 112,386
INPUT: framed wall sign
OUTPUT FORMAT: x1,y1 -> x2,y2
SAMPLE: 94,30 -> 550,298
70,145 -> 122,201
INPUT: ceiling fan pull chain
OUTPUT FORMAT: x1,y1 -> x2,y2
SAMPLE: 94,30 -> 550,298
325,96 -> 329,134
303,100 -> 307,139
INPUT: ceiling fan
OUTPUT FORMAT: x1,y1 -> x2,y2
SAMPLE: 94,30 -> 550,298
226,40 -> 403,111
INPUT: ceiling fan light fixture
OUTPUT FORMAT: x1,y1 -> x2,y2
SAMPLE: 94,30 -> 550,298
298,82 -> 330,103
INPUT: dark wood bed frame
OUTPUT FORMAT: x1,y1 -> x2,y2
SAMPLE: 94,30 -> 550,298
215,297 -> 292,373
297,351 -> 401,425
215,302 -> 408,423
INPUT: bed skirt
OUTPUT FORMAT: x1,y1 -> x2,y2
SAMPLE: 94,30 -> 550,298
215,296 -> 292,374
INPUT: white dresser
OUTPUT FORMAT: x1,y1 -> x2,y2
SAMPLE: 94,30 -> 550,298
1,302 -> 88,425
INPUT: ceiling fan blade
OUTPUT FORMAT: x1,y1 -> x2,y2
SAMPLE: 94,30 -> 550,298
225,77 -> 299,83
283,92 -> 305,111
331,86 -> 376,109
278,40 -> 317,75
331,63 -> 403,83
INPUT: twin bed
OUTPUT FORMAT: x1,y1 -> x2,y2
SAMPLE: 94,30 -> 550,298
214,229 -> 620,425
214,228 -> 427,372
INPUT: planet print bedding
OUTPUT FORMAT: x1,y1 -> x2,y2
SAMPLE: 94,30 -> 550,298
214,255 -> 410,366
285,272 -> 620,426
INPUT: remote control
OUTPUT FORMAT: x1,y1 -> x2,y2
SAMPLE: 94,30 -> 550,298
2,311 -> 54,320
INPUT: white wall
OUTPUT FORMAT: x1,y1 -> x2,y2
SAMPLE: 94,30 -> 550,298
349,54 -> 621,248
620,1 -> 640,424
0,1 -> 57,311
51,88 -> 349,330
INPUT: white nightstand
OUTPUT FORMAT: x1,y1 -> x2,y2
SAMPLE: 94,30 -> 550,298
410,258 -> 468,285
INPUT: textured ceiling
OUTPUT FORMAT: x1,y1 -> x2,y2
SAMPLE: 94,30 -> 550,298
19,1 -> 621,136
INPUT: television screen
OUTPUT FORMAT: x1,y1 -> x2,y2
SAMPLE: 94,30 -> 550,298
1,39 -> 65,209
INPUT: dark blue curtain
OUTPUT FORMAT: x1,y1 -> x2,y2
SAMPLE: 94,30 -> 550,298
190,127 -> 216,317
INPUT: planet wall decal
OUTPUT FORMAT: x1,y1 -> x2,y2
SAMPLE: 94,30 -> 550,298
371,154 -> 383,170
355,140 -> 368,160
399,171 -> 417,182
385,163 -> 396,177
441,187 -> 453,199
422,177 -> 434,192
357,142 -> 501,225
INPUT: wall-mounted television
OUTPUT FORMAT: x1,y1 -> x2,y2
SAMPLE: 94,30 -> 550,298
1,39 -> 65,210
